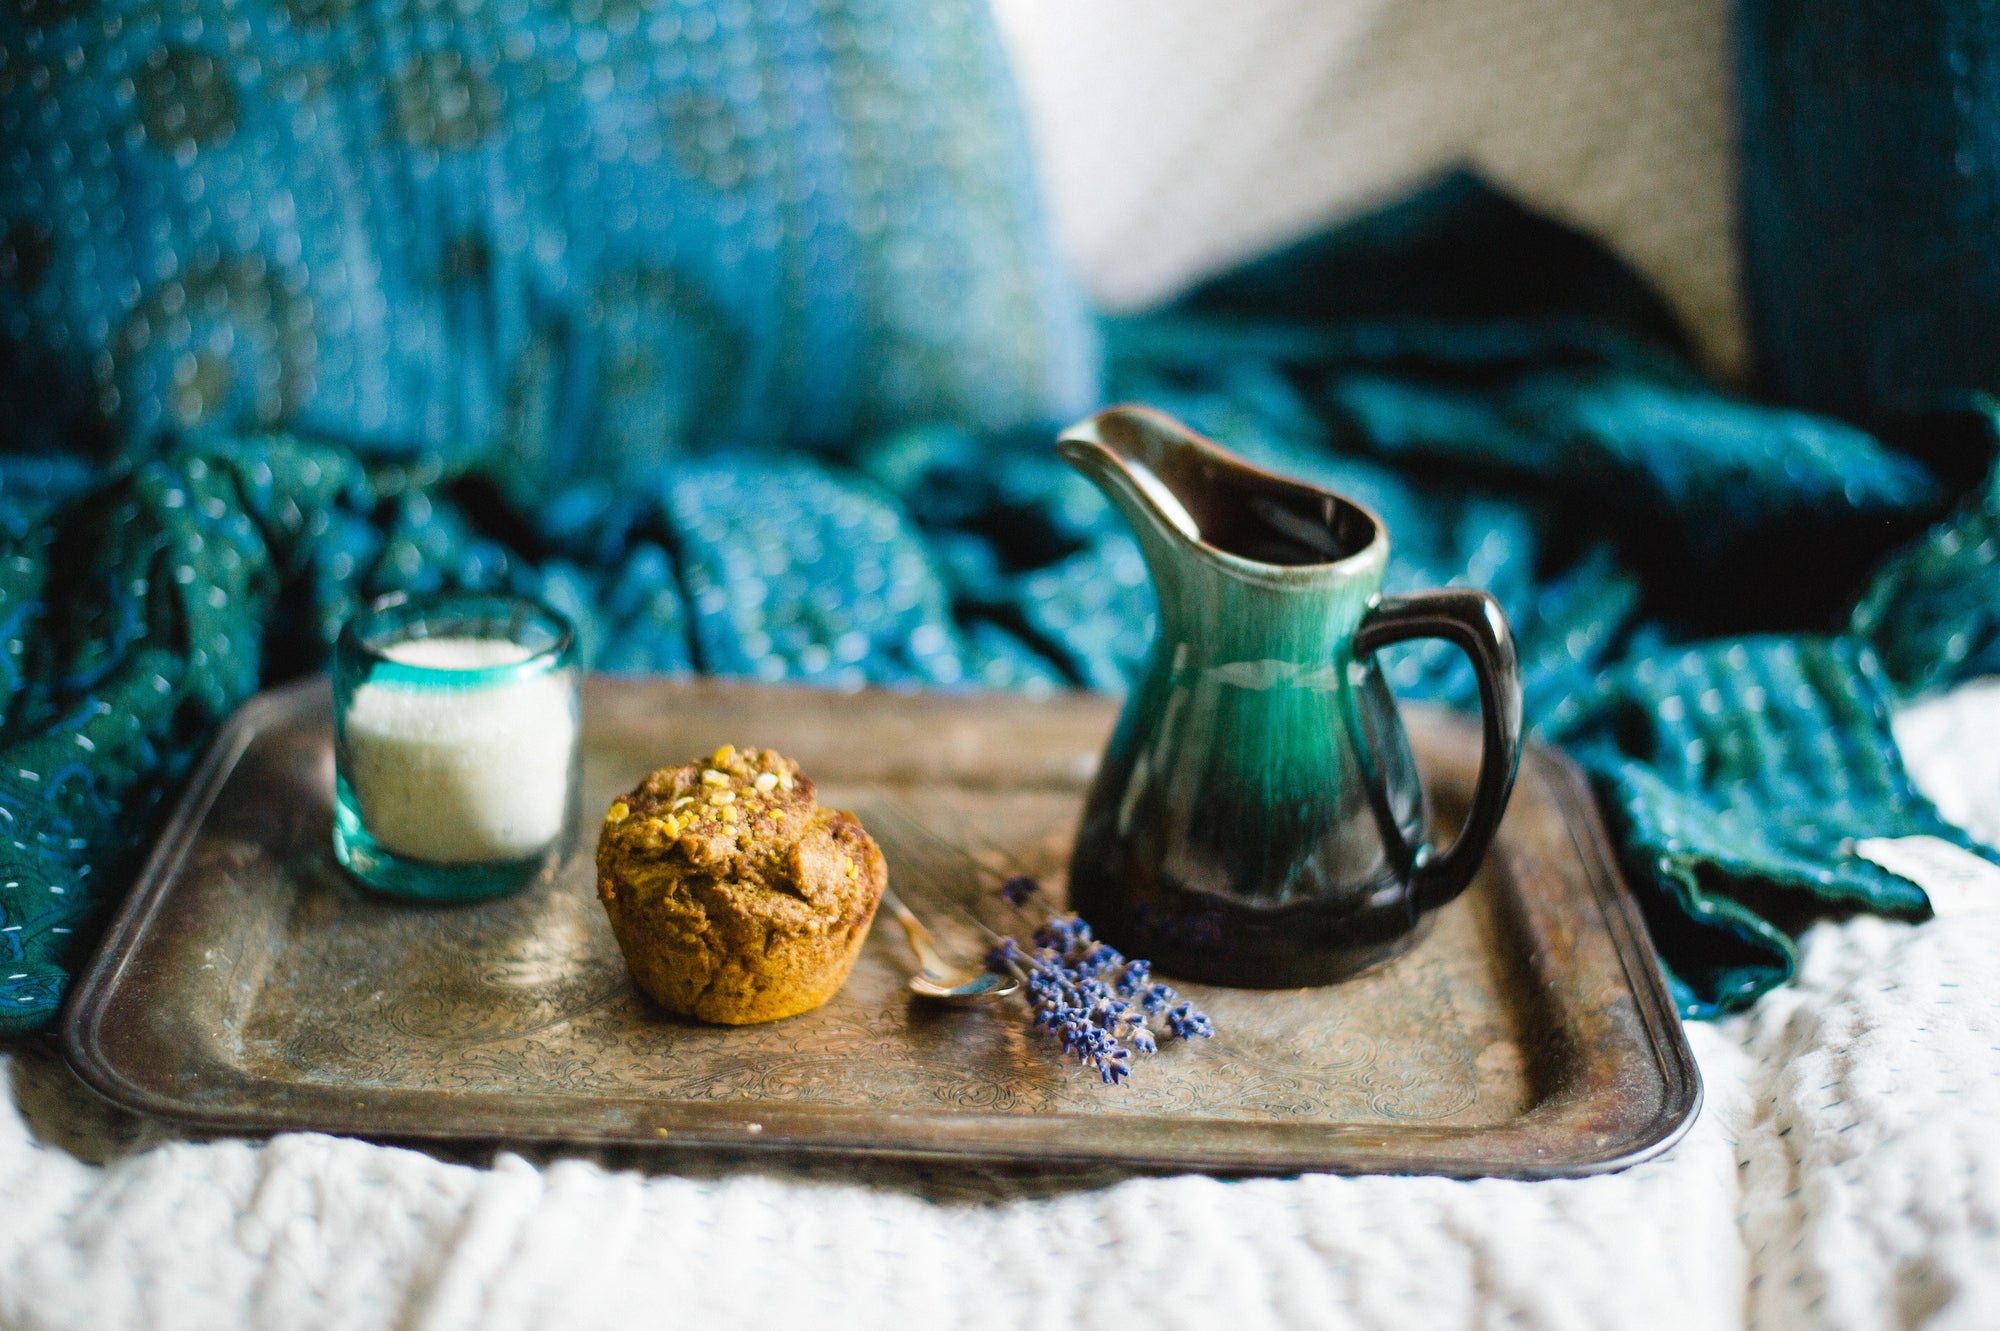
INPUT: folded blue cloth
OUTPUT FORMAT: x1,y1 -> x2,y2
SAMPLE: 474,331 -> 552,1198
3,174 -> 1997,1032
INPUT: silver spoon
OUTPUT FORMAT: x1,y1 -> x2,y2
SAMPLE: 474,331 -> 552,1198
881,886 -> 1019,1004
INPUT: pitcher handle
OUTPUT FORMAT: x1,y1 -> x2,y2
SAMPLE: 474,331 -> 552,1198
1354,589 -> 1524,912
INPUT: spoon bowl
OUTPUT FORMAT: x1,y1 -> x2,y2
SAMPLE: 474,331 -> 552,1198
881,887 -> 1019,1005
907,968 -> 1019,1004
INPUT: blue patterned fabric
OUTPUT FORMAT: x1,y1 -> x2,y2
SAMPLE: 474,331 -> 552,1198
0,0 -> 1097,482
1852,436 -> 2000,697
3,73 -> 1999,1033
1546,637 -> 1960,1014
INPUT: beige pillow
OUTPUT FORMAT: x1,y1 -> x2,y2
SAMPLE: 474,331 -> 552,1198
993,0 -> 1741,375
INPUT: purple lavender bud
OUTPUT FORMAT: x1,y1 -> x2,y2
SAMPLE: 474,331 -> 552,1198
1065,1019 -> 1113,1067
1073,941 -> 1122,979
999,875 -> 1040,907
1033,913 -> 1096,957
1166,1001 -> 1214,1040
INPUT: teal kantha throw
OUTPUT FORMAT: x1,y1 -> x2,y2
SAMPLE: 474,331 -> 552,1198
2,134 -> 1998,1027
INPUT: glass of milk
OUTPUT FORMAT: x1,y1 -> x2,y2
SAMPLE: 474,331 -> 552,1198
332,592 -> 582,900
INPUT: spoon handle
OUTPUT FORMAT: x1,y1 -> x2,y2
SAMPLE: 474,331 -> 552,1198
880,887 -> 953,978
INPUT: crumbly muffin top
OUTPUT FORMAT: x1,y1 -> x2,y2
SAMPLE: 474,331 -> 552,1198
601,744 -> 810,860
597,744 -> 881,933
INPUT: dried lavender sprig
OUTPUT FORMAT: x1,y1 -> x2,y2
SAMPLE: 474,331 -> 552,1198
1000,875 -> 1039,907
985,883 -> 1213,1085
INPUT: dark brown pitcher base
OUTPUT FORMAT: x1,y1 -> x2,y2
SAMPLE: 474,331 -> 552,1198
1073,884 -> 1434,989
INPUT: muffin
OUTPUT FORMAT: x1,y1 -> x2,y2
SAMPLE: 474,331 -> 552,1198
596,745 -> 885,1024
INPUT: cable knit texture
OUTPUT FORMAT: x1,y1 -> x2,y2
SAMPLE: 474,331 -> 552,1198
0,678 -> 1991,1329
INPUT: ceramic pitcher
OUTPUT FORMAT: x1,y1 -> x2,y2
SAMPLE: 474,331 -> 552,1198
1059,406 -> 1524,986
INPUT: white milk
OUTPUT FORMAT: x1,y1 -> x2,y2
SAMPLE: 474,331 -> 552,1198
342,636 -> 577,863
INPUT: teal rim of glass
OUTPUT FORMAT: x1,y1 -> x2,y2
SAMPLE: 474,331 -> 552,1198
336,590 -> 578,690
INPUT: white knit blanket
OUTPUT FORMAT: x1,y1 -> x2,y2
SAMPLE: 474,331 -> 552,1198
0,677 -> 1995,1330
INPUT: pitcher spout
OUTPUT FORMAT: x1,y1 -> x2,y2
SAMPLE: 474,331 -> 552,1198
1055,412 -> 1204,573
1056,405 -> 1384,586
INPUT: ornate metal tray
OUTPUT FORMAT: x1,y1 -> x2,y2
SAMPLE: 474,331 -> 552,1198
64,677 -> 1698,1178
